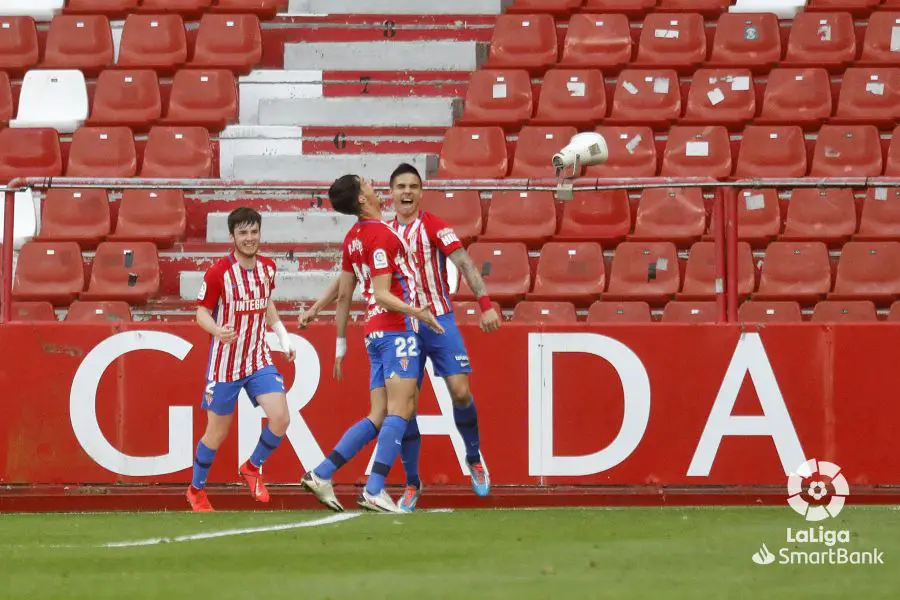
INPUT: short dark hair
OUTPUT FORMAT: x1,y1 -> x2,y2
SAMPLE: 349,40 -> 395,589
389,163 -> 422,187
329,174 -> 362,216
228,206 -> 262,234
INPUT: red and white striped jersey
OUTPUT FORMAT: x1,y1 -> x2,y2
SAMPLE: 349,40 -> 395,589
197,252 -> 277,382
391,211 -> 463,316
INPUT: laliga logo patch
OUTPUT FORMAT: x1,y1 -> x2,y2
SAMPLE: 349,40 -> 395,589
373,248 -> 388,269
787,459 -> 850,522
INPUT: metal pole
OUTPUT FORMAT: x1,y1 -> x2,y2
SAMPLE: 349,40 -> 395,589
725,188 -> 739,322
713,189 -> 727,323
0,190 -> 14,324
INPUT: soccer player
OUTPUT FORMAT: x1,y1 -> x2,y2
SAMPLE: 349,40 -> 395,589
301,174 -> 443,514
301,163 -> 500,512
186,207 -> 296,513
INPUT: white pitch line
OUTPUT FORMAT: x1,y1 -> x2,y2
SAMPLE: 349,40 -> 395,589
102,512 -> 361,548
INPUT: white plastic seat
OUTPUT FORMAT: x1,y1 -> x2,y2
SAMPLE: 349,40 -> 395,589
0,190 -> 40,249
10,70 -> 88,133
0,0 -> 65,22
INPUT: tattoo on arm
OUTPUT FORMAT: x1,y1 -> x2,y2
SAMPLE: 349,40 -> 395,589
450,248 -> 488,298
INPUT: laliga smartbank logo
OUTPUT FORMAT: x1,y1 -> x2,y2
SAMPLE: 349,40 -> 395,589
751,459 -> 884,567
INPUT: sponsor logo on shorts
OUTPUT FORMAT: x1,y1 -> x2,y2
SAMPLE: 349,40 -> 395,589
399,357 -> 409,371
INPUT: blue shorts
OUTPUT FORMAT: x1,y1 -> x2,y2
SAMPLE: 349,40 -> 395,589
201,365 -> 285,416
366,331 -> 423,391
417,312 -> 472,386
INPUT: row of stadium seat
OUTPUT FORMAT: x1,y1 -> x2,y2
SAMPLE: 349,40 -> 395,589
505,0 -> 889,18
63,0 -> 285,19
10,299 -> 133,322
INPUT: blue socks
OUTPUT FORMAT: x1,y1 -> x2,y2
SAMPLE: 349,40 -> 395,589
454,399 -> 481,465
249,426 -> 283,469
366,415 -> 408,496
314,418 -> 378,480
401,416 -> 422,489
191,441 -> 216,490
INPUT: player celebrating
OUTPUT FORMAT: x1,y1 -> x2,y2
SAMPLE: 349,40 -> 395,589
301,174 -> 443,514
186,207 -> 296,513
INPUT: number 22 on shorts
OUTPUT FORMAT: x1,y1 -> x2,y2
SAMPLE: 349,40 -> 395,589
394,336 -> 419,358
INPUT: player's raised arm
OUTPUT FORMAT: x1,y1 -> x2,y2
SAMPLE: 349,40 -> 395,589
448,248 -> 501,333
265,298 -> 296,362
372,273 -> 444,334
299,276 -> 340,328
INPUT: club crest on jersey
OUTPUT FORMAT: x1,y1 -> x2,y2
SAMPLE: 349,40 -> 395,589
373,248 -> 389,269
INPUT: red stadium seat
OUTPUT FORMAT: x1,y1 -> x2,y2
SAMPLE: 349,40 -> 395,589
0,128 -> 63,182
784,12 -> 857,71
81,242 -> 160,304
10,301 -> 57,322
661,301 -> 719,323
139,0 -> 211,16
656,0 -> 730,17
682,68 -> 756,129
806,0 -> 881,17
608,69 -> 682,129
559,14 -> 633,72
88,70 -> 161,130
512,301 -> 578,323
780,188 -> 857,245
604,241 -> 680,305
833,68 -> 900,128
141,127 -> 213,178
212,0 -> 285,19
885,125 -> 900,175
506,0 -> 583,16
679,241 -> 754,300
117,14 -> 187,74
739,301 -> 803,323
37,189 -> 110,248
12,242 -> 85,305
528,241 -> 606,305
708,12 -> 782,73
756,68 -> 833,129
727,189 -> 784,247
0,72 -> 12,126
65,300 -> 133,322
454,242 -> 531,305
630,186 -> 706,245
754,241 -> 832,304
510,126 -> 577,178
633,13 -> 707,72
437,127 -> 509,179
164,69 -> 238,132
586,300 -> 652,322
582,0 -> 656,17
66,127 -> 137,177
889,300 -> 900,321
810,125 -> 883,177
41,15 -> 113,76
830,241 -> 900,303
0,16 -> 39,76
481,190 -> 557,247
109,189 -> 187,248
65,0 -> 139,18
812,300 -> 878,321
191,14 -> 262,75
586,126 -> 658,177
457,70 -> 533,130
660,125 -> 732,179
734,126 -> 808,178
856,187 -> 900,241
420,190 -> 483,245
486,14 -> 557,74
556,190 -> 631,244
532,69 -> 606,129
859,12 -> 900,66
453,301 -> 503,325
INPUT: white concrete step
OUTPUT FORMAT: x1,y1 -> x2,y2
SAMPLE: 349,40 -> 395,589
285,41 -> 486,71
259,96 -> 462,128
181,270 -> 361,302
207,211 -> 356,244
289,0 -> 506,14
239,70 -> 323,125
232,153 -> 438,182
219,126 -> 304,180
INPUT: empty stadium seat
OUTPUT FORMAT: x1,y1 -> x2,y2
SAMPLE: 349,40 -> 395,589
727,189 -> 784,246
679,241 -> 755,300
812,300 -> 878,321
457,70 -> 533,130
117,14 -> 187,73
733,126 -> 808,178
856,187 -> 900,241
608,69 -> 682,129
481,191 -> 557,247
682,68 -> 756,129
454,242 -> 531,305
859,12 -> 900,66
586,300 -> 652,322
65,300 -> 133,322
830,241 -> 900,303
660,125 -> 732,178
191,14 -> 262,75
582,0 -> 655,17
1,0 -> 65,21
555,190 -> 631,244
81,242 -> 160,304
437,126 -> 509,179
586,127 -> 659,177
10,301 -> 57,321
0,128 -> 62,181
634,13 -> 707,72
885,125 -> 900,175
604,241 -> 680,305
754,241 -> 832,304
486,14 -> 557,74
780,188 -> 857,245
10,70 -> 88,133
810,125 -> 883,177
108,189 -> 186,248
140,127 -> 213,178
420,190 -> 483,244
42,14 -> 113,76
833,68 -> 900,128
784,12 -> 856,71
65,0 -> 139,19
559,14 -> 633,72
164,70 -> 238,132
0,72 -> 11,125
630,186 -> 706,245
12,241 -> 84,305
510,126 -> 577,178
0,16 -> 39,76
88,70 -> 161,130
889,300 -> 900,321
532,69 -> 606,129
512,301 -> 578,323
66,127 -> 137,177
661,301 -> 719,322
739,300 -> 803,323
756,68 -> 833,129
708,12 -> 782,72
506,0 -> 583,16
528,242 -> 606,305
139,0 -> 212,16
453,301 -> 503,325
37,189 -> 110,247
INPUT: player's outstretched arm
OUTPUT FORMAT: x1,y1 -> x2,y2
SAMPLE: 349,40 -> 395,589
373,273 -> 445,335
299,276 -> 340,328
333,271 -> 356,381
196,306 -> 237,344
449,248 -> 501,333
266,299 -> 296,362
